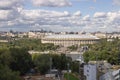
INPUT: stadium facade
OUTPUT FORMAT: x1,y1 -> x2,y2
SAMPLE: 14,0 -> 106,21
41,34 -> 100,47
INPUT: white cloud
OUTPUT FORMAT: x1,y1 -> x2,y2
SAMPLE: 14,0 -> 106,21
13,10 -> 120,32
0,0 -> 23,23
0,3 -> 120,32
113,0 -> 120,6
32,0 -> 72,7
64,11 -> 70,16
83,15 -> 90,20
0,0 -> 119,32
93,12 -> 106,18
73,11 -> 81,16
107,12 -> 119,22
20,9 -> 70,21
1,10 -> 119,32
0,10 -> 19,21
0,0 -> 24,10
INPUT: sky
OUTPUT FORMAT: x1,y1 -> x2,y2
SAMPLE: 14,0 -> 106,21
0,0 -> 120,32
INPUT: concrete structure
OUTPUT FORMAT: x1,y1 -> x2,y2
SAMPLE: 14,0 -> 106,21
41,34 -> 100,47
100,69 -> 120,80
112,69 -> 120,80
94,32 -> 106,38
66,51 -> 84,62
28,50 -> 50,54
99,71 -> 114,80
17,32 -> 28,38
84,64 -> 97,80
94,32 -> 120,39
28,32 -> 45,39
0,40 -> 8,42
45,69 -> 59,78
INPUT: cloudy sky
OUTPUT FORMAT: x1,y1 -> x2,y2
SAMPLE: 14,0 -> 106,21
0,0 -> 120,32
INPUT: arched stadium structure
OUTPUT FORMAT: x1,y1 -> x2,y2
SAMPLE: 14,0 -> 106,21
41,34 -> 100,47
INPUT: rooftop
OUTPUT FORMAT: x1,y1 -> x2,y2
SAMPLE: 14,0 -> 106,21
43,34 -> 99,39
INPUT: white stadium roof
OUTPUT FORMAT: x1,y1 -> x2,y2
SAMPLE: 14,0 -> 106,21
43,34 -> 99,40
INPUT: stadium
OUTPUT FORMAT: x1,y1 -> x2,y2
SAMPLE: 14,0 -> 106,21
41,34 -> 100,47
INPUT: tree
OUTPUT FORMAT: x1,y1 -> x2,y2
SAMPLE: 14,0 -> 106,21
67,45 -> 78,51
59,54 -> 71,70
51,54 -> 61,69
51,54 -> 72,70
9,48 -> 33,75
83,38 -> 120,65
0,64 -> 21,80
33,54 -> 50,74
71,61 -> 79,73
0,48 -> 12,66
32,53 -> 72,74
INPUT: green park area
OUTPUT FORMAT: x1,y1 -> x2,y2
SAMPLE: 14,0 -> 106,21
64,73 -> 79,80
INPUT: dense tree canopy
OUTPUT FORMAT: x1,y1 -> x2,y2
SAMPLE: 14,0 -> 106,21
0,39 -> 59,51
67,45 -> 78,51
0,38 -> 120,78
33,54 -> 50,74
9,48 -> 33,75
0,48 -> 12,66
0,47 -> 33,79
83,38 -> 120,65
0,64 -> 21,80
32,53 -> 72,74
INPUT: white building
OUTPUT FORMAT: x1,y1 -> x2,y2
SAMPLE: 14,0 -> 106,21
28,32 -> 45,39
84,64 -> 97,80
0,40 -> 8,42
94,32 -> 106,38
66,51 -> 84,61
41,34 -> 100,47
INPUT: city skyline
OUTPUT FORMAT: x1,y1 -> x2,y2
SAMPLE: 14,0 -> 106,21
0,0 -> 120,32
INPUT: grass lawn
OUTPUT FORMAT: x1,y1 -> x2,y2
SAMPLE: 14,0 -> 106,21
64,73 -> 79,80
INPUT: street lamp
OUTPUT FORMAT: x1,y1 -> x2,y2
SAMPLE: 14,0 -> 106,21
119,70 -> 120,80
67,63 -> 70,80
95,53 -> 98,80
78,57 -> 84,80
49,50 -> 52,78
77,47 -> 84,80
50,57 -> 52,73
